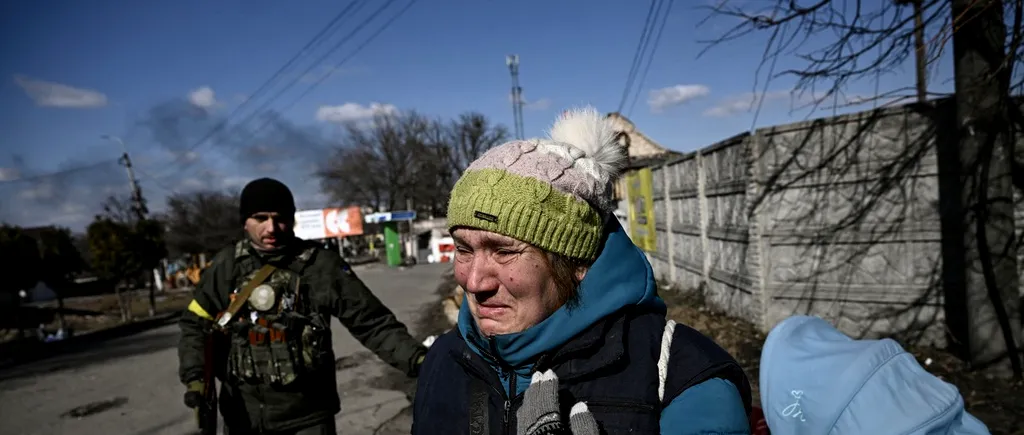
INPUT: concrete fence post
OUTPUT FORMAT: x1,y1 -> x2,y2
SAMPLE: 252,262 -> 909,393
747,132 -> 772,332
696,152 -> 711,290
663,162 -> 677,285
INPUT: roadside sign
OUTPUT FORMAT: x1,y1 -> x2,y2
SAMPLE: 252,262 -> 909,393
364,210 -> 417,224
293,206 -> 364,240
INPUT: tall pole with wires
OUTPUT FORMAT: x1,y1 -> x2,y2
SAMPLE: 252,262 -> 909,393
104,134 -> 159,318
506,54 -> 525,140
894,0 -> 927,103
103,135 -> 147,222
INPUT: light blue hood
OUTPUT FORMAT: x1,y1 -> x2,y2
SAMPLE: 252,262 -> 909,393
458,219 -> 666,395
760,315 -> 990,435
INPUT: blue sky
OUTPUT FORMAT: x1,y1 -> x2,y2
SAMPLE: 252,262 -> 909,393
0,0 -> 952,232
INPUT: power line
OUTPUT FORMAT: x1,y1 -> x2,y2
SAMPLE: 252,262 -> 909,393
224,0 -> 395,139
0,159 -> 119,184
152,1 -> 369,178
244,0 -> 417,138
143,0 -> 416,192
185,0 -> 366,154
626,0 -> 673,117
134,167 -> 180,195
151,0 -> 406,184
616,0 -> 660,114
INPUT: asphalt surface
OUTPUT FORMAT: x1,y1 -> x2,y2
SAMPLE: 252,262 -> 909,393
0,263 -> 449,435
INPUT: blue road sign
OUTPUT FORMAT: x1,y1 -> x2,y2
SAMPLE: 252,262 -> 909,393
364,210 -> 417,224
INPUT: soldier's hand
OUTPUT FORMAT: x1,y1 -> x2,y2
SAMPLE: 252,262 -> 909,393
184,380 -> 205,409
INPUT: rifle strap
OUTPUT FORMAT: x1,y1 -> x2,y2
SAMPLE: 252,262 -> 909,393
216,264 -> 277,327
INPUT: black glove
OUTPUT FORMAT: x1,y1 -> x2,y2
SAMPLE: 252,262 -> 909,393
184,380 -> 205,409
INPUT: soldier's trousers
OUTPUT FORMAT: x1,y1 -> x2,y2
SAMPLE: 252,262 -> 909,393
223,419 -> 336,435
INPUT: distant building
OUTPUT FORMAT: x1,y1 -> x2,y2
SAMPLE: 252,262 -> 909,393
605,112 -> 681,199
604,112 -> 682,239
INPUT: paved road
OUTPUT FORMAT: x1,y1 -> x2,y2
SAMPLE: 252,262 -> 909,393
0,263 -> 449,435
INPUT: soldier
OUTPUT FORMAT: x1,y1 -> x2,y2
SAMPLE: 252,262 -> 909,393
178,177 -> 428,435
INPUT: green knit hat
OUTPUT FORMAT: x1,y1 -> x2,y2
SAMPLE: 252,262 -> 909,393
446,107 -> 628,260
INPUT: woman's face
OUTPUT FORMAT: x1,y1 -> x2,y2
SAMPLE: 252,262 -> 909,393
452,228 -> 564,337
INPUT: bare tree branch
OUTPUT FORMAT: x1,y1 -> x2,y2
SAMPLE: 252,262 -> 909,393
316,110 -> 508,217
698,0 -> 956,113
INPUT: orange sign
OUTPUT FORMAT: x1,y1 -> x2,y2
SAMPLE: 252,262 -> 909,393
323,207 -> 364,237
294,206 -> 364,240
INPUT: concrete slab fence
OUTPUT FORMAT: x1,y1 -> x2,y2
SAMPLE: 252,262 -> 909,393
632,99 -> 1023,347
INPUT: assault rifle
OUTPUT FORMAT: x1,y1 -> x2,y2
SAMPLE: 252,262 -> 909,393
196,326 -> 219,435
194,264 -> 276,434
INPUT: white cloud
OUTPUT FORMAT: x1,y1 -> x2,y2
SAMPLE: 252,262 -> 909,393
160,149 -> 199,164
510,93 -> 553,111
60,202 -> 86,215
222,176 -> 250,189
19,182 -> 57,201
178,178 -> 206,190
0,167 -> 20,181
13,75 -> 108,108
701,89 -> 917,118
702,91 -> 790,117
700,90 -> 893,117
315,102 -> 398,124
647,84 -> 711,113
188,86 -> 219,108
526,98 -> 553,111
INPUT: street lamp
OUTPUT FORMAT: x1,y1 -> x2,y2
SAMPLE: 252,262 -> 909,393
101,134 -> 127,155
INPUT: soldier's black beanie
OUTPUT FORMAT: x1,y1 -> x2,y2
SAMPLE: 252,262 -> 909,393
239,177 -> 296,224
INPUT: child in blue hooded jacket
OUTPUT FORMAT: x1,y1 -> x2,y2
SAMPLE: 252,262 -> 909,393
757,315 -> 991,435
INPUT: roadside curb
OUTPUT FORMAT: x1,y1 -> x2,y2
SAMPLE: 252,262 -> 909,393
0,311 -> 183,370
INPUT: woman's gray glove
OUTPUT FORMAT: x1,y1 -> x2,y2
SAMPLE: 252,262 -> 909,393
516,370 -> 599,435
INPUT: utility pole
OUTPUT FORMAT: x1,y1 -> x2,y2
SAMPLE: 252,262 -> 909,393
895,0 -> 928,102
946,0 -> 1021,378
103,134 -> 155,317
506,54 -> 525,140
103,135 -> 148,221
910,0 -> 927,102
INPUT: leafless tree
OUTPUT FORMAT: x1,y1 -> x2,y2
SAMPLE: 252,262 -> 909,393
699,0 -> 1022,378
699,0 -> 953,111
317,111 -> 508,217
445,112 -> 510,174
159,190 -> 241,256
98,195 -> 140,225
317,111 -> 431,212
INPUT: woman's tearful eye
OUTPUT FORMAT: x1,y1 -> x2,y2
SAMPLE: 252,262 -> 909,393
494,248 -> 520,263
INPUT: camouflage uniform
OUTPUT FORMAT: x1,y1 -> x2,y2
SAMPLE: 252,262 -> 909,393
178,239 -> 427,434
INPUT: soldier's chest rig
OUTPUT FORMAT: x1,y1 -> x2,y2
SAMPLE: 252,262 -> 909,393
216,242 -> 329,387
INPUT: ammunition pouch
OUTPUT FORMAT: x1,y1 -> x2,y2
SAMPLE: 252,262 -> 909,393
224,312 -> 331,386
220,240 -> 324,388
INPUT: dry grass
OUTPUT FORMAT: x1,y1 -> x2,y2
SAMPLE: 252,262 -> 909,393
660,284 -> 1024,435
